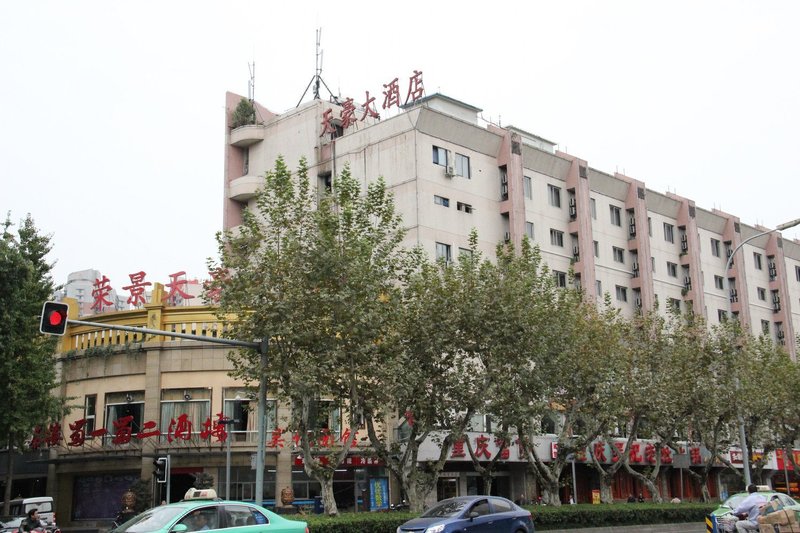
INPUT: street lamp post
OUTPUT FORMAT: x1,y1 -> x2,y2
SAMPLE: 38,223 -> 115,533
724,217 -> 800,486
219,417 -> 237,500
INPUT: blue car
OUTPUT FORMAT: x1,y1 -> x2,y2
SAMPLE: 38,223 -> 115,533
396,495 -> 534,533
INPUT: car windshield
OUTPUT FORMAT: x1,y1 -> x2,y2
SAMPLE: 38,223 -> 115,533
422,500 -> 469,518
115,506 -> 186,533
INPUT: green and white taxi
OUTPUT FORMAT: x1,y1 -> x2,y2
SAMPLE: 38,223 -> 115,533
112,489 -> 308,533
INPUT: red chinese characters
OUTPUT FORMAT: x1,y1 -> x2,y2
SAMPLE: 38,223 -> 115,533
165,271 -> 195,305
450,438 -> 466,458
405,70 -> 425,105
474,435 -> 492,459
122,271 -> 152,307
92,275 -> 114,312
381,78 -> 401,110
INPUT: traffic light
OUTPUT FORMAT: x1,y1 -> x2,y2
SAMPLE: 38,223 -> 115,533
153,457 -> 168,483
40,301 -> 69,336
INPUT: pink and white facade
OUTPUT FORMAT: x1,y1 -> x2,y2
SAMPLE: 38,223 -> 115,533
223,90 -> 799,360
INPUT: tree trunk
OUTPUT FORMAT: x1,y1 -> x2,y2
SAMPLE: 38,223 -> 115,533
320,477 -> 338,516
3,444 -> 14,515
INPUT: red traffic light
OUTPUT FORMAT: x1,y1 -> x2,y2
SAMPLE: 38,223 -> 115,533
40,301 -> 69,336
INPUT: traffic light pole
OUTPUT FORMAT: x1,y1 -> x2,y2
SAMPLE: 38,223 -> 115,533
63,318 -> 269,503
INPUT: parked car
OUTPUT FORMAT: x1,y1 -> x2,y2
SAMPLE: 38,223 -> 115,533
396,495 -> 534,533
706,487 -> 798,532
111,489 -> 307,533
1,497 -> 56,528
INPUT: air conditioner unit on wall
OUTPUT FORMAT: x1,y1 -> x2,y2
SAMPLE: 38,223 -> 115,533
445,165 -> 455,177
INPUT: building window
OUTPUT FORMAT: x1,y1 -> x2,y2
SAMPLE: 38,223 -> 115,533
612,246 -> 625,264
757,287 -> 766,301
610,205 -> 621,226
753,252 -> 763,270
714,275 -> 725,290
590,198 -> 597,219
710,238 -> 721,257
664,223 -> 675,243
550,229 -> 564,247
523,176 -> 532,199
615,285 -> 628,302
435,242 -> 452,264
761,320 -> 771,335
596,280 -> 602,296
105,392 -> 144,444
459,247 -> 473,259
668,298 -> 681,311
554,271 -> 567,288
651,257 -> 656,272
594,240 -> 599,258
548,185 -> 561,208
432,146 -> 448,166
718,309 -> 728,322
525,222 -> 534,239
434,195 -> 449,207
667,262 -> 678,277
223,389 -> 277,441
160,388 -> 211,441
648,217 -> 652,237
456,201 -> 473,213
796,265 -> 800,281
455,153 -> 471,178
85,395 -> 97,437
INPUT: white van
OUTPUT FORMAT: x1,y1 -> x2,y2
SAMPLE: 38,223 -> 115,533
6,497 -> 55,526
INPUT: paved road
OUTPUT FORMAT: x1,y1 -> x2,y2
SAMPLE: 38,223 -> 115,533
543,524 -> 706,533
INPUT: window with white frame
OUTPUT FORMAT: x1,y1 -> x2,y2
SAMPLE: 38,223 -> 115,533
651,257 -> 656,272
667,262 -> 678,277
714,275 -> 725,290
105,392 -> 144,444
523,176 -> 532,199
612,246 -> 625,263
548,184 -> 561,208
610,205 -> 621,226
525,221 -> 534,239
668,298 -> 681,311
761,320 -> 770,335
550,229 -> 564,247
596,280 -> 602,296
711,238 -> 721,257
796,265 -> 800,281
84,395 -> 97,437
435,242 -> 452,263
753,252 -> 763,270
160,388 -> 211,441
718,309 -> 728,322
455,153 -> 470,178
553,271 -> 567,287
757,287 -> 766,301
615,285 -> 628,302
456,201 -> 473,213
594,241 -> 599,257
434,195 -> 449,207
223,389 -> 277,442
648,217 -> 652,237
459,247 -> 473,259
432,146 -> 447,166
664,223 -> 675,243
590,198 -> 597,219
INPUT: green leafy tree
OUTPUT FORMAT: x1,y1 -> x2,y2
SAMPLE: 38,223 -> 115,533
0,214 -> 66,514
364,244 -> 476,513
230,98 -> 256,128
209,157 -> 409,516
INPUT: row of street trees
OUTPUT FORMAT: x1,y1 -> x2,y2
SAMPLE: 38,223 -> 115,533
209,158 -> 800,514
1,214 -> 67,514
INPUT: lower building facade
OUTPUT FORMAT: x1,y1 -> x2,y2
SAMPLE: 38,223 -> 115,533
8,287 -> 798,527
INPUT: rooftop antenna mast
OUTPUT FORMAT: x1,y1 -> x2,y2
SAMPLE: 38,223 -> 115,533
248,61 -> 255,102
297,28 -> 336,107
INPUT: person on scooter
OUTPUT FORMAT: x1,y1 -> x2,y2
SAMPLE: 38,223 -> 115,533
732,484 -> 767,532
20,509 -> 44,533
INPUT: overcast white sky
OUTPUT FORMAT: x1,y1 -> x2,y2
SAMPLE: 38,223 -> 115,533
2,1 -> 798,290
